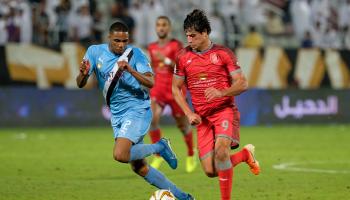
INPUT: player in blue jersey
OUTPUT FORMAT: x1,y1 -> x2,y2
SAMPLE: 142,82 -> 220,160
76,21 -> 194,200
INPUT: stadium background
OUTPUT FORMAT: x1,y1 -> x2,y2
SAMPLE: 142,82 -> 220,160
0,0 -> 350,200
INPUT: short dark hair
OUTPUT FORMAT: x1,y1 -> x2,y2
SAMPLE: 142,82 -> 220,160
109,21 -> 129,33
184,9 -> 211,34
249,25 -> 256,32
157,16 -> 171,25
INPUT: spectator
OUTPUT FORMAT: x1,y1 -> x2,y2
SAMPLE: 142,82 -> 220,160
208,9 -> 225,45
310,21 -> 324,48
32,1 -> 50,46
145,0 -> 165,45
219,0 -> 240,23
218,0 -> 241,48
129,0 -> 146,47
0,0 -> 349,50
55,0 -> 71,44
70,4 -> 93,49
19,1 -> 32,44
6,6 -> 21,42
0,14 -> 8,45
241,0 -> 265,28
301,31 -> 313,48
228,15 -> 241,47
310,0 -> 330,31
92,8 -> 103,43
242,25 -> 264,48
290,0 -> 311,40
344,26 -> 350,50
338,0 -> 350,30
322,25 -> 341,49
0,1 -> 9,45
265,10 -> 285,36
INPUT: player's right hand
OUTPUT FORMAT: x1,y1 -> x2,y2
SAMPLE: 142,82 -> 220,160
187,112 -> 201,126
80,59 -> 90,76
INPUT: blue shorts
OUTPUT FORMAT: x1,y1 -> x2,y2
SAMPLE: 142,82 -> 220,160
111,107 -> 152,144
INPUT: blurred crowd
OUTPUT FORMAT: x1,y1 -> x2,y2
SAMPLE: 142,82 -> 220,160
1,0 -> 350,50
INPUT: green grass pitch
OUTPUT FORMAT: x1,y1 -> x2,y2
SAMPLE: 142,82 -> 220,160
0,125 -> 349,200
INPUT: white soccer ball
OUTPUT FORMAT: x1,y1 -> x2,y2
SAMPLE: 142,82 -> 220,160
149,189 -> 176,200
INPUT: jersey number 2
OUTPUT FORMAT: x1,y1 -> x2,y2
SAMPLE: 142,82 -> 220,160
120,120 -> 132,135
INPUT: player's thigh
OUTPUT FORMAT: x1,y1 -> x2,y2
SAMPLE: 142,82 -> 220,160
197,119 -> 215,160
210,107 -> 240,149
111,108 -> 152,144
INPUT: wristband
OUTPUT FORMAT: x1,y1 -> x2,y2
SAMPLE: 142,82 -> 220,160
164,57 -> 172,65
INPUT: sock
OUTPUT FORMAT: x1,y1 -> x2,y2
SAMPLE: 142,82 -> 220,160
217,160 -> 233,200
144,166 -> 189,200
129,143 -> 163,161
183,131 -> 194,156
218,168 -> 233,200
149,128 -> 161,144
230,149 -> 248,167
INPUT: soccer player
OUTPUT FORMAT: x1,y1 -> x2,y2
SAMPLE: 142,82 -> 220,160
172,9 -> 260,200
76,21 -> 194,200
147,16 -> 196,172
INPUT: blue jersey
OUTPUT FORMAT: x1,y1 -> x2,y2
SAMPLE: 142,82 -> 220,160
84,44 -> 153,116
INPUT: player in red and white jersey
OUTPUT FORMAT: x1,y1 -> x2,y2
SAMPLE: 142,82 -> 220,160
172,9 -> 261,200
147,16 -> 196,173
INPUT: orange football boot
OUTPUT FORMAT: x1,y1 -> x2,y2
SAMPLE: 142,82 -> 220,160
243,144 -> 260,175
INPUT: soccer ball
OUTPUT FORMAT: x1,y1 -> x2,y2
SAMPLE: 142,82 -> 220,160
149,189 -> 175,200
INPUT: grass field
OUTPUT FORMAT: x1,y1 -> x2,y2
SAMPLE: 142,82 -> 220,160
0,125 -> 349,200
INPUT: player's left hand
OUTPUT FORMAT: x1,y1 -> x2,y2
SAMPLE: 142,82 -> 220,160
118,61 -> 133,73
204,87 -> 223,102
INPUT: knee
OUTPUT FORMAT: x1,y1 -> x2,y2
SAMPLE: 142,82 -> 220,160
113,151 -> 129,163
177,123 -> 190,135
202,165 -> 217,178
215,146 -> 230,162
150,120 -> 158,130
204,170 -> 217,178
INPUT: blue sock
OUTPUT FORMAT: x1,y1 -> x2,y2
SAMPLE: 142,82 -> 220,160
144,166 -> 189,200
129,143 -> 163,161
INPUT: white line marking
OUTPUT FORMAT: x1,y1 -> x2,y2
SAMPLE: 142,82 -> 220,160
273,162 -> 350,174
14,132 -> 27,140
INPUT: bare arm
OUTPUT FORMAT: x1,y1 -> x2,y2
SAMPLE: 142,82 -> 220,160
172,76 -> 201,125
205,72 -> 248,102
222,72 -> 248,96
118,61 -> 154,88
76,60 -> 90,88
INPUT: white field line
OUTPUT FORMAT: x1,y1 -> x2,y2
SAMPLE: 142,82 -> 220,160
273,162 -> 350,174
13,132 -> 27,140
12,133 -> 47,140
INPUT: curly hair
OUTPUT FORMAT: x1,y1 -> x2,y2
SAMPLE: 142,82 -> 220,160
183,9 -> 211,34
